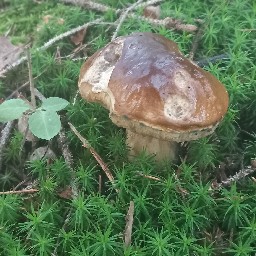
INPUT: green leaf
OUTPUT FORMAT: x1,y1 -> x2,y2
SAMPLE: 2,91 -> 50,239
0,99 -> 32,122
41,97 -> 69,112
28,110 -> 61,140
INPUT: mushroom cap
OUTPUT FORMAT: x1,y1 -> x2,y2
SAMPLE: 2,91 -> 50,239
79,32 -> 229,142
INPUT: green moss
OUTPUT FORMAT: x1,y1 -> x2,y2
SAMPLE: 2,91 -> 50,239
1,0 -> 256,254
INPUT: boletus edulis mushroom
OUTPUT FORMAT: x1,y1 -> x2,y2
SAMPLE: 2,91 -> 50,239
78,32 -> 229,161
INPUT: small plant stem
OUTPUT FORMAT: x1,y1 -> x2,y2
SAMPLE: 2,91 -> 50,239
68,122 -> 118,193
0,188 -> 38,195
112,0 -> 144,41
26,49 -> 36,109
124,201 -> 135,247
0,121 -> 14,172
188,20 -> 204,60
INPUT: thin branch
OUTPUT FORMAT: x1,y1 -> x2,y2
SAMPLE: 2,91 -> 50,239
57,130 -> 78,198
0,18 -> 113,76
211,166 -> 256,190
60,0 -> 113,12
98,174 -> 102,194
6,70 -> 46,100
60,0 -> 163,13
137,0 -> 163,8
124,201 -> 135,247
112,0 -> 144,41
68,122 -> 118,192
52,209 -> 72,256
0,121 -> 14,172
0,188 -> 39,195
196,54 -> 230,67
129,14 -> 198,32
26,49 -> 36,109
188,20 -> 205,60
136,171 -> 162,181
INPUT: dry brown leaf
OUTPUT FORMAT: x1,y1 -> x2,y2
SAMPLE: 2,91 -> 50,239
37,15 -> 65,32
42,15 -> 64,25
29,146 -> 56,161
0,36 -> 23,71
143,5 -> 160,19
18,114 -> 35,142
70,28 -> 87,45
58,186 -> 73,199
43,15 -> 53,24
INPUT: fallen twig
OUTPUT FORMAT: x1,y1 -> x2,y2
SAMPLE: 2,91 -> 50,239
0,18 -> 114,76
26,49 -> 36,109
211,166 -> 256,190
136,171 -> 162,181
112,0 -> 144,40
189,20 -> 204,60
0,188 -> 39,195
52,208 -> 72,256
0,121 -> 14,172
129,14 -> 198,32
196,53 -> 230,67
6,70 -> 46,100
60,0 -> 163,14
68,122 -> 118,192
58,130 -> 78,198
60,0 -> 113,12
124,201 -> 135,247
98,174 -> 102,194
137,0 -> 163,8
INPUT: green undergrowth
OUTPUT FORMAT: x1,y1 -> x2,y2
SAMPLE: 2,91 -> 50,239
0,0 -> 256,255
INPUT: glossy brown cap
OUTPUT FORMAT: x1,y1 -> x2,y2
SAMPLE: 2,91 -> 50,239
79,32 -> 229,142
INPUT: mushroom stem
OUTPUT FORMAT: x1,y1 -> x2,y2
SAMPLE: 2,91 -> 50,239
126,130 -> 178,162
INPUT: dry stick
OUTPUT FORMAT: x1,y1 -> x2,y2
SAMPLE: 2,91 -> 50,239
115,0 -> 152,40
68,122 -> 118,192
52,210 -> 72,256
0,189 -> 39,195
131,14 -> 198,32
136,171 -> 162,181
137,0 -> 164,8
212,166 -> 256,190
111,0 -> 144,40
0,121 -> 14,172
58,130 -> 78,198
124,201 -> 135,247
60,0 -> 113,12
60,0 -> 163,13
6,70 -> 46,100
98,174 -> 102,194
188,21 -> 205,60
0,18 -> 110,76
26,49 -> 36,109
